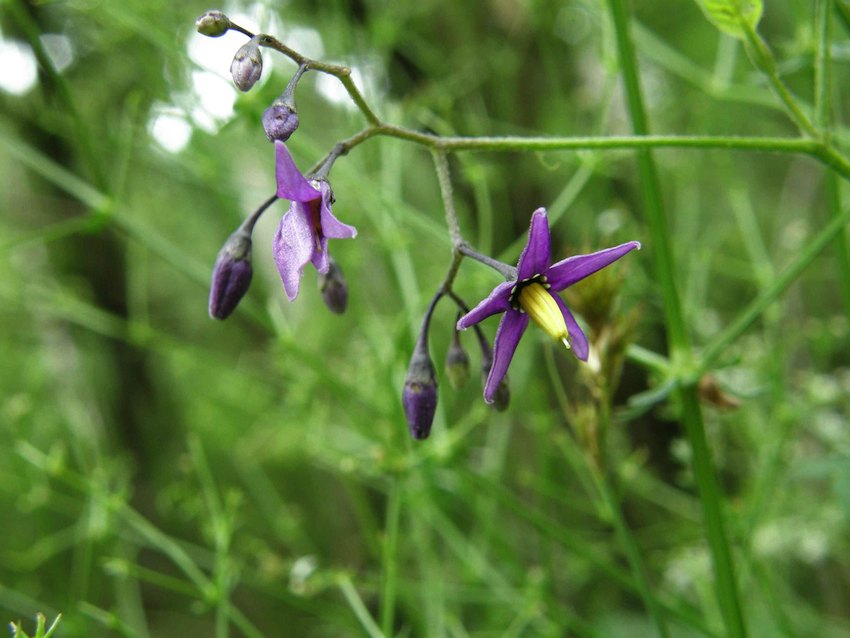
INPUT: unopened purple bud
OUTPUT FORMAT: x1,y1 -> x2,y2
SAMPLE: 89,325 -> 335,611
481,343 -> 510,411
263,100 -> 299,142
208,231 -> 253,320
445,330 -> 470,389
196,10 -> 230,37
402,342 -> 438,440
318,257 -> 348,314
231,40 -> 263,92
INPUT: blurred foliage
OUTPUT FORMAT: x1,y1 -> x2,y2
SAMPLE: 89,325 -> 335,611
1,0 -> 850,636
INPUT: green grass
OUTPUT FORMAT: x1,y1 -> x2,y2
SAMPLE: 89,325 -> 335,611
2,0 -> 850,636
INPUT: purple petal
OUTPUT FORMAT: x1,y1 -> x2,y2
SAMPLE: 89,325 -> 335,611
553,295 -> 589,361
275,141 -> 321,203
546,241 -> 641,291
484,311 -> 528,403
311,234 -> 330,273
516,208 -> 551,280
317,182 -> 357,239
457,281 -> 515,330
273,203 -> 315,300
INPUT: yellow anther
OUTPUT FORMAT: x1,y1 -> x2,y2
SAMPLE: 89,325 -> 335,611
517,282 -> 570,348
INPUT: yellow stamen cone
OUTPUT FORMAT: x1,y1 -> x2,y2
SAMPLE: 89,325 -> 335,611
517,282 -> 571,349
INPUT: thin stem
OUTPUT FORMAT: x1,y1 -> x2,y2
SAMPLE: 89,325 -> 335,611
814,0 -> 833,134
320,126 -> 823,154
417,289 -> 444,350
606,1 -> 747,637
229,24 -> 383,126
337,573 -> 386,638
238,194 -> 278,235
10,0 -> 107,190
741,22 -> 817,137
379,481 -> 402,636
457,244 -> 517,279
275,62 -> 309,105
592,468 -> 671,638
828,176 -> 850,316
699,199 -> 850,374
431,150 -> 462,246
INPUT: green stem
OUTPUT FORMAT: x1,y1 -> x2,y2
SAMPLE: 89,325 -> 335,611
379,481 -> 402,637
741,22 -> 818,137
594,388 -> 670,638
606,1 -> 747,636
337,573 -> 387,638
431,150 -> 462,245
829,176 -> 850,316
593,470 -> 670,638
814,0 -> 833,134
9,0 -> 107,190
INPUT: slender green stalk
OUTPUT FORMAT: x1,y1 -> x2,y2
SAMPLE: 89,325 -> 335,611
9,0 -> 107,190
829,176 -> 850,316
699,198 -> 850,373
741,22 -> 817,137
431,150 -> 462,245
814,0 -> 833,134
605,1 -> 747,636
189,436 -> 232,638
592,469 -> 670,638
337,573 -> 387,638
379,481 -> 402,637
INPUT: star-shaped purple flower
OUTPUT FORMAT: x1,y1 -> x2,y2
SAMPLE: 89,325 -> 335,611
457,208 -> 640,403
272,141 -> 357,300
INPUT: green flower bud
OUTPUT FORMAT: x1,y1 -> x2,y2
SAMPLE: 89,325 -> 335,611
445,328 -> 470,389
195,10 -> 231,37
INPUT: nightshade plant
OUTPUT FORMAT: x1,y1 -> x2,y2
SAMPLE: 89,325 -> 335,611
200,11 -> 639,441
194,2 -> 850,634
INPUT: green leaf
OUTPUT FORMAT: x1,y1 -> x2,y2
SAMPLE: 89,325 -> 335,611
694,0 -> 763,38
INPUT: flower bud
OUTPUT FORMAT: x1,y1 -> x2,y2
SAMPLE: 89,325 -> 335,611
481,341 -> 510,411
402,340 -> 438,440
445,329 -> 470,389
263,100 -> 299,142
195,10 -> 231,37
318,257 -> 348,314
208,231 -> 253,320
230,39 -> 263,92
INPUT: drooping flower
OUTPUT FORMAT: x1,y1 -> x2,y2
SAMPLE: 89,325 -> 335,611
457,208 -> 640,403
272,141 -> 357,301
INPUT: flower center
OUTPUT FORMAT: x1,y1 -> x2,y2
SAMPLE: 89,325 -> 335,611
308,199 -> 324,252
513,278 -> 571,350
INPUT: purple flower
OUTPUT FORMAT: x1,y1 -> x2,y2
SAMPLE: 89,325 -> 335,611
272,141 -> 357,301
457,208 -> 640,404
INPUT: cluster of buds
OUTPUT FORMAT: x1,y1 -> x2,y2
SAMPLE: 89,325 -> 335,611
402,296 -> 510,440
199,11 -> 354,321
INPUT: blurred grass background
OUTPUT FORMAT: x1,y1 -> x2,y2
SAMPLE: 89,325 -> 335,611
2,0 -> 850,636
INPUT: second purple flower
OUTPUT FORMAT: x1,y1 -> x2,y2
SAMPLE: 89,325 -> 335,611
272,141 -> 357,301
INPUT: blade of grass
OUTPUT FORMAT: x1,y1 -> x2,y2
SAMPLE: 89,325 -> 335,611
337,573 -> 386,638
605,1 -> 747,636
379,479 -> 402,637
